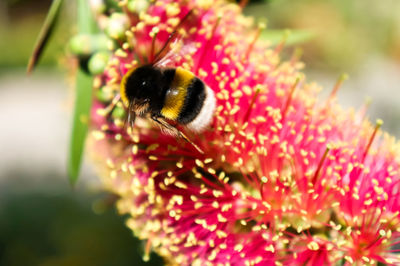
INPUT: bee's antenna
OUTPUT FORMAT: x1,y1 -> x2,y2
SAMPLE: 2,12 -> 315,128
152,9 -> 193,64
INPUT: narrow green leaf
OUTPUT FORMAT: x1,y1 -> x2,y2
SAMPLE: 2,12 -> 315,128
68,69 -> 93,185
260,29 -> 315,46
78,0 -> 97,34
68,0 -> 97,185
27,0 -> 63,74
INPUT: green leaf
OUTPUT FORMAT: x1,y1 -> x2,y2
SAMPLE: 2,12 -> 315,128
77,0 -> 98,34
68,69 -> 93,185
260,29 -> 315,46
68,0 -> 97,185
27,0 -> 63,74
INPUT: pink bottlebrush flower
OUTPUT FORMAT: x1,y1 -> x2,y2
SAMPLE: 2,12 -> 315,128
87,0 -> 400,265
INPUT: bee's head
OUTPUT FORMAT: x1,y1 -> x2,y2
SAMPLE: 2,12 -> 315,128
121,65 -> 164,113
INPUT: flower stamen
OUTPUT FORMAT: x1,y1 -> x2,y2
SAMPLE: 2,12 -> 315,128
195,16 -> 221,73
243,86 -> 261,122
362,119 -> 383,161
274,29 -> 290,54
290,47 -> 303,65
149,27 -> 160,63
281,77 -> 300,121
329,73 -> 349,99
244,22 -> 266,60
311,144 -> 331,184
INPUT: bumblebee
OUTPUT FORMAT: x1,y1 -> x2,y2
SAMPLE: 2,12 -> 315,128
116,10 -> 215,153
120,64 -> 215,135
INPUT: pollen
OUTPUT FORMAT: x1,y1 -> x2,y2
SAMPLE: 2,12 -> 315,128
307,241 -> 319,251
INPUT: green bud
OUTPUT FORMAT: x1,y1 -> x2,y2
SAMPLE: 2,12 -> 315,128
105,13 -> 129,40
69,34 -> 93,55
88,51 -> 111,75
90,0 -> 107,14
69,34 -> 113,56
96,87 -> 114,103
104,0 -> 122,11
92,34 -> 115,52
112,106 -> 126,119
127,0 -> 149,13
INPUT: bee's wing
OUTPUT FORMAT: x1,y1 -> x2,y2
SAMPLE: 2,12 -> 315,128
153,40 -> 197,68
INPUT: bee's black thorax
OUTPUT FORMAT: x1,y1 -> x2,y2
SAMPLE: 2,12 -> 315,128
124,65 -> 168,114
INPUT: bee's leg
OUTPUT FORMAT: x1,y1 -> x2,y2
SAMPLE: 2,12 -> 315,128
99,94 -> 121,116
150,115 -> 176,136
97,95 -> 123,125
151,116 -> 204,154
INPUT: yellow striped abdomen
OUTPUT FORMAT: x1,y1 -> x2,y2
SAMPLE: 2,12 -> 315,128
160,67 -> 194,120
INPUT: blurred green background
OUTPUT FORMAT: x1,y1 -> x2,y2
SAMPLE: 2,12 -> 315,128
0,0 -> 399,265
